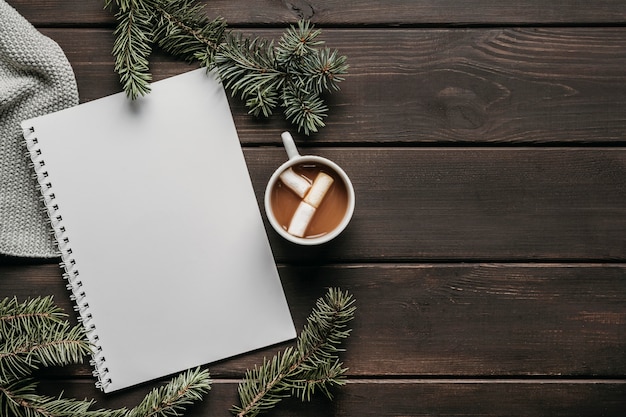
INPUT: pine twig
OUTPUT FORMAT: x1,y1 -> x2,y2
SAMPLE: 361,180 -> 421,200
109,0 -> 155,99
126,367 -> 211,417
0,296 -> 66,336
231,288 -> 356,417
151,0 -> 226,65
0,297 -> 91,383
0,297 -> 211,417
0,321 -> 91,383
0,377 -> 126,417
106,0 -> 348,135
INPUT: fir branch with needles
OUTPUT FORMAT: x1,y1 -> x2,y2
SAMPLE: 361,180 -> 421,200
0,297 -> 91,383
231,288 -> 356,417
109,0 -> 155,99
0,296 -> 66,335
0,296 -> 211,417
0,321 -> 90,382
125,368 -> 211,417
105,0 -> 348,135
0,377 -> 127,417
0,292 -> 355,417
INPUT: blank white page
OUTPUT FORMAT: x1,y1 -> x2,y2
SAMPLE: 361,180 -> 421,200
22,68 -> 296,393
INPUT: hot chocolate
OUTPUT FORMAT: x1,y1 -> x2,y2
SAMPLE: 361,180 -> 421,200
270,162 -> 349,239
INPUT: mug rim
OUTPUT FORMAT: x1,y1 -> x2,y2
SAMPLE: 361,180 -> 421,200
264,154 -> 355,245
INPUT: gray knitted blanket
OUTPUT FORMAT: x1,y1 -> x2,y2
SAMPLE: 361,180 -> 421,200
0,0 -> 79,258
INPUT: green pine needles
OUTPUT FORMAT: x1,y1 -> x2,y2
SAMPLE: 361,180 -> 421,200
0,288 -> 355,417
0,296 -> 211,417
105,0 -> 349,135
232,288 -> 356,417
0,296 -> 91,383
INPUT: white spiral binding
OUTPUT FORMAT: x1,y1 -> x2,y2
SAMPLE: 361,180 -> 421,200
24,127 -> 112,392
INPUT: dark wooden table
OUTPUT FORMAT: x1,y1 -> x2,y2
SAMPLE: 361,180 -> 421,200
2,1 -> 626,415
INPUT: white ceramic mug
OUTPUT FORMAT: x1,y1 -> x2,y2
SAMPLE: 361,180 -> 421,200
264,132 -> 355,245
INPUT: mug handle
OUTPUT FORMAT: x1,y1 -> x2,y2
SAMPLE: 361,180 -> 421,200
281,131 -> 300,160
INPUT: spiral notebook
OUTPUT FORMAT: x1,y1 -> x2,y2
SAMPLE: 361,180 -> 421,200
22,68 -> 296,393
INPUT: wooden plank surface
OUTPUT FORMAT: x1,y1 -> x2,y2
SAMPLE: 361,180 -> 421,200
2,0 -> 625,415
246,148 -> 626,262
4,261 -> 626,414
5,147 -> 624,263
2,263 -> 624,377
35,379 -> 626,417
9,0 -> 626,26
38,27 -> 626,144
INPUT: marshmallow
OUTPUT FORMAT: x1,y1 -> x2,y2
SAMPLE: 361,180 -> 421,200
279,167 -> 311,198
287,201 -> 316,237
304,172 -> 334,208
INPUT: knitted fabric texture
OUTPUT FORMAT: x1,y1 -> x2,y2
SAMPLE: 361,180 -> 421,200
0,0 -> 79,257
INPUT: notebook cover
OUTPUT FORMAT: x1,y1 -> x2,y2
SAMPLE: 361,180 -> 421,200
22,68 -> 296,393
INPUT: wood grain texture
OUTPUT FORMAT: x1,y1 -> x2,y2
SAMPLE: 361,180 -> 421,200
242,148 -> 626,262
3,1 -> 625,413
2,263 -> 624,377
2,147 -> 625,261
34,379 -> 626,417
38,27 -> 626,144
8,0 -> 626,26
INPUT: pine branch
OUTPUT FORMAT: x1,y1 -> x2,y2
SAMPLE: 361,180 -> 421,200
0,297 -> 91,383
213,34 -> 283,118
214,20 -> 347,135
0,296 -> 66,338
289,358 -> 346,402
300,47 -> 348,94
110,0 -> 155,99
275,19 -> 323,68
151,0 -> 226,66
0,321 -> 91,383
281,85 -> 328,136
0,377 -> 126,417
125,367 -> 210,417
0,297 -> 211,417
105,0 -> 348,135
0,368 -> 209,417
231,288 -> 356,417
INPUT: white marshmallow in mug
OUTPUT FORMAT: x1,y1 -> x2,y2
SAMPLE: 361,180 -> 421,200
286,171 -> 335,237
304,172 -> 334,208
287,201 -> 316,237
279,167 -> 311,198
